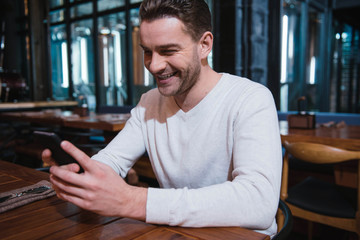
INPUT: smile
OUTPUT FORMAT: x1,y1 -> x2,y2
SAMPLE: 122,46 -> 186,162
157,72 -> 177,80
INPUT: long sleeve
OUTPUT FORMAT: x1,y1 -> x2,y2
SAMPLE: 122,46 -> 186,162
143,74 -> 282,236
92,73 -> 282,236
91,107 -> 147,178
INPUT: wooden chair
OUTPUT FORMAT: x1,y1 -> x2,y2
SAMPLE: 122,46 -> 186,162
274,199 -> 293,240
281,141 -> 360,239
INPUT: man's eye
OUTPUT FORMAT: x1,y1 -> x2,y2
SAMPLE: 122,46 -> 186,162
143,50 -> 152,56
162,49 -> 176,55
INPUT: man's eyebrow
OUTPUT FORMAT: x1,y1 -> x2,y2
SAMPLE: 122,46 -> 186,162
139,44 -> 149,50
157,44 -> 181,49
139,43 -> 181,50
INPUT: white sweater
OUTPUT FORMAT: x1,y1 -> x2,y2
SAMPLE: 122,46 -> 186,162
92,73 -> 282,236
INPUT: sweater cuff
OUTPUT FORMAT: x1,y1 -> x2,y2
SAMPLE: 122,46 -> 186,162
146,187 -> 174,225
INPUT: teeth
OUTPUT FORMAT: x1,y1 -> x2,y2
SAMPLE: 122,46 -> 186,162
158,72 -> 176,80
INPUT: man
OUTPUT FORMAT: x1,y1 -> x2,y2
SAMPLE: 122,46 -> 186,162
43,0 -> 282,236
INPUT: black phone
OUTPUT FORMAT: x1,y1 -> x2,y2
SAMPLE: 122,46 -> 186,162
34,131 -> 84,173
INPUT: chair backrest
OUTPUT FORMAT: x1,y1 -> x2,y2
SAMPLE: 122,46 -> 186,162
281,141 -> 360,224
273,199 -> 293,240
283,141 -> 360,164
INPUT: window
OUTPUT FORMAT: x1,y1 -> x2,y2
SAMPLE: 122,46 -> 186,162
130,8 -> 155,104
331,23 -> 360,112
97,12 -> 128,106
47,0 -> 212,110
49,0 -> 65,8
71,19 -> 96,110
98,0 -> 125,12
50,24 -> 69,100
280,0 -> 327,112
280,0 -> 302,111
48,0 -> 145,110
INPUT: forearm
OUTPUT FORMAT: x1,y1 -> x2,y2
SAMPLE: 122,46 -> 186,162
92,108 -> 146,177
146,178 -> 278,229
123,185 -> 148,221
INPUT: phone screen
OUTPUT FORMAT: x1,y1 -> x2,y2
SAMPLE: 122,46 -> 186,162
34,131 -> 84,173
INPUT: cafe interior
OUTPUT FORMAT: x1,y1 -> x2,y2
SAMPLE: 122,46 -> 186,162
0,0 -> 360,239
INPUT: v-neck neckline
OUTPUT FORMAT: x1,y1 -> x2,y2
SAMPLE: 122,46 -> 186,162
168,73 -> 227,119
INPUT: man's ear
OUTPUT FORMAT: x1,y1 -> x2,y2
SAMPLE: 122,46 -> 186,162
198,31 -> 213,59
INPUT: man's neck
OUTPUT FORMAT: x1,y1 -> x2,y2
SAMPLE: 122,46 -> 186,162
174,67 -> 221,112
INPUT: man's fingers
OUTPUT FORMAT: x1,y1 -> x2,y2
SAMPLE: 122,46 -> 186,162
60,140 -> 90,172
42,149 -> 57,166
49,170 -> 86,198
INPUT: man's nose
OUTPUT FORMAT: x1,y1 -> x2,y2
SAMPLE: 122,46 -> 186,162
147,53 -> 166,73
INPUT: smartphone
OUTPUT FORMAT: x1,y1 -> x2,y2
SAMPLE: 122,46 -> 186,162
34,131 -> 84,173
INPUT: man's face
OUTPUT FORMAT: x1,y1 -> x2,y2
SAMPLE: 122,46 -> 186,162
140,17 -> 201,97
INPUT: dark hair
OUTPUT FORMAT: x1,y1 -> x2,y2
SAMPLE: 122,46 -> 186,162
139,0 -> 212,41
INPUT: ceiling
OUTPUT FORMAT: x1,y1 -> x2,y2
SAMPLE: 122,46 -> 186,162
333,7 -> 360,29
333,0 -> 360,29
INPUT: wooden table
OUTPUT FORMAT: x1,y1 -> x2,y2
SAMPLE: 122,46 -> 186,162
0,110 -> 130,132
0,160 -> 270,240
0,110 -> 130,145
63,113 -> 130,132
280,121 -> 360,151
0,110 -> 75,126
0,101 -> 78,112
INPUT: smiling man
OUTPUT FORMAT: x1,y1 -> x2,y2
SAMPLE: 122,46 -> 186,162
43,0 -> 282,237
139,16 -> 219,111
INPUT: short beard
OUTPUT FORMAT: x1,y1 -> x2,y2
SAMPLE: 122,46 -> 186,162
175,60 -> 201,96
155,47 -> 202,97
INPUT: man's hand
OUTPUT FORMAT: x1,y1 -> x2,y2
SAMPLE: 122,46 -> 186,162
42,141 -> 147,220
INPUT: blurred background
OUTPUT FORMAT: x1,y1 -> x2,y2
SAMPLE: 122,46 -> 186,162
0,0 -> 359,114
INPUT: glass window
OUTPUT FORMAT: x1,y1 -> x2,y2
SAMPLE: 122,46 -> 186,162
49,9 -> 65,23
331,24 -> 360,112
70,2 -> 93,18
304,7 -> 324,111
70,0 -> 88,3
71,19 -> 96,110
49,0 -> 65,9
98,0 -> 125,12
47,0 -> 213,108
204,0 -> 212,13
50,24 -> 69,100
205,0 -> 213,68
98,12 -> 128,106
280,1 -> 329,112
280,0 -> 302,111
130,8 -> 155,104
